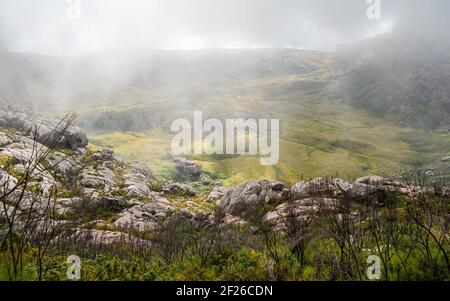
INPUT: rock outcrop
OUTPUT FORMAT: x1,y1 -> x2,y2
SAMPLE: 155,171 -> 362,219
0,111 -> 88,150
207,186 -> 229,202
218,180 -> 289,218
113,196 -> 174,232
174,157 -> 202,181
163,181 -> 197,197
219,176 -> 444,231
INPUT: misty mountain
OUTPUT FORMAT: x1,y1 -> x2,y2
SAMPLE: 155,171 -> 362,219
0,44 -> 32,110
13,48 -> 326,102
337,36 -> 450,130
11,42 -> 450,132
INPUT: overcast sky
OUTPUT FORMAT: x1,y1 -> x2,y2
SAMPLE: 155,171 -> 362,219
0,0 -> 449,54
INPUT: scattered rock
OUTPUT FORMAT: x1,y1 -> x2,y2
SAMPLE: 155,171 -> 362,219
92,148 -> 114,161
201,178 -> 212,185
174,157 -> 202,181
129,163 -> 154,178
222,214 -> 248,227
207,186 -> 229,202
163,181 -> 197,196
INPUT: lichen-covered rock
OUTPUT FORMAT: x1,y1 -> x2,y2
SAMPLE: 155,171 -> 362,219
55,229 -> 150,246
0,131 -> 13,147
207,186 -> 229,202
0,203 -> 16,219
0,168 -> 17,192
54,198 -> 84,215
163,181 -> 197,196
263,198 -> 338,230
113,196 -> 174,232
291,177 -> 401,204
222,214 -> 248,227
219,180 -> 289,218
47,151 -> 77,175
79,166 -> 104,189
355,175 -> 390,186
92,148 -> 114,161
0,111 -> 88,150
123,169 -> 153,197
291,177 -> 339,199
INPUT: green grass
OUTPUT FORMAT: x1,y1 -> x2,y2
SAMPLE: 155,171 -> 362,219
87,99 -> 449,186
41,53 -> 448,186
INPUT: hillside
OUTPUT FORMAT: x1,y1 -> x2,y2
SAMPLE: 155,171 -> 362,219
336,36 -> 450,131
0,45 -> 32,110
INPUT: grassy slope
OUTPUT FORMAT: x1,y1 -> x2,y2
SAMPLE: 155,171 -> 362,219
88,99 -> 449,186
40,50 -> 447,186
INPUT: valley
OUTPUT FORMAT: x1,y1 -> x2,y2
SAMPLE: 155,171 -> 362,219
21,48 -> 447,186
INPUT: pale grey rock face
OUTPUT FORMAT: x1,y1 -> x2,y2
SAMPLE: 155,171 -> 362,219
263,198 -> 339,230
291,177 -> 339,199
219,180 -> 289,217
128,163 -> 154,178
55,229 -> 150,246
54,198 -> 84,216
207,186 -> 229,202
0,143 -> 37,165
5,191 -> 51,214
79,166 -> 105,189
92,148 -> 115,161
123,168 -> 155,197
0,111 -> 88,150
0,203 -> 16,219
12,163 -> 55,197
163,181 -> 197,197
222,214 -> 248,227
355,175 -> 390,186
290,177 -> 401,204
0,131 -> 14,147
63,126 -> 88,150
98,164 -> 116,191
113,196 -> 174,232
79,164 -> 116,192
47,151 -> 77,175
0,168 -> 17,192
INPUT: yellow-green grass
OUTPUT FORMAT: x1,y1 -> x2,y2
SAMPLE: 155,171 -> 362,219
87,99 -> 449,186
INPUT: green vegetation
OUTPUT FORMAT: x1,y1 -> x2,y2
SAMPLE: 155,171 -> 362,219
87,100 -> 449,186
1,188 -> 448,281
